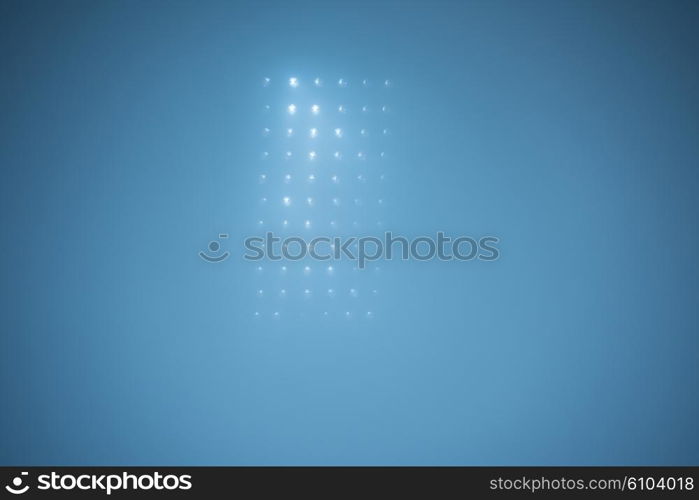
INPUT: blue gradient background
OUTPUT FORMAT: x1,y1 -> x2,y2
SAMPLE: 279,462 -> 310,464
1,0 -> 698,465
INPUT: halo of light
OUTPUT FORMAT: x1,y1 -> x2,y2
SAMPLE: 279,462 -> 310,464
338,105 -> 346,113
309,128 -> 318,138
285,151 -> 292,159
338,78 -> 347,88
304,266 -> 311,275
259,174 -> 266,183
289,77 -> 299,88
362,105 -> 369,113
262,127 -> 270,136
262,77 -> 271,87
334,128 -> 343,138
306,197 -> 314,206
308,173 -> 316,182
311,104 -> 320,114
304,220 -> 311,229
287,104 -> 296,115
333,151 -> 341,159
331,175 -> 339,184
286,128 -> 294,137
284,174 -> 292,183
314,77 -> 322,87
308,151 -> 317,160
282,196 -> 291,206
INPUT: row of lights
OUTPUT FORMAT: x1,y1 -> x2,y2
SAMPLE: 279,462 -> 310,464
278,104 -> 390,114
263,126 -> 390,137
259,173 -> 386,183
255,220 -> 385,229
260,196 -> 384,206
263,77 -> 392,88
261,151 -> 385,160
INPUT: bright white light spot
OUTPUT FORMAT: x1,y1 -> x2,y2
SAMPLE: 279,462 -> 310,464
381,105 -> 388,113
287,104 -> 297,115
327,265 -> 334,274
284,174 -> 291,183
273,311 -> 280,318
306,197 -> 314,206
260,197 -> 267,204
281,265 -> 287,272
380,151 -> 385,158
357,151 -> 365,160
262,127 -> 270,136
383,128 -> 389,135
328,288 -> 336,297
286,128 -> 294,137
362,79 -> 369,87
314,77 -> 322,87
304,288 -> 311,296
261,151 -> 269,159
304,220 -> 311,229
282,219 -> 289,227
308,173 -> 316,182
338,78 -> 347,87
282,196 -> 291,206
384,79 -> 392,87
366,311 -> 373,319
360,128 -> 367,136
334,128 -> 343,138
304,266 -> 311,275
254,311 -> 260,317
285,151 -> 292,159
350,288 -> 358,298
259,174 -> 267,183
280,289 -> 286,297
308,151 -> 317,160
333,151 -> 341,159
256,265 -> 263,272
309,128 -> 318,138
262,77 -> 271,87
362,105 -> 368,113
331,175 -> 339,184
345,311 -> 351,318
257,289 -> 264,297
332,197 -> 340,206
338,105 -> 346,113
264,104 -> 270,111
311,104 -> 320,114
289,77 -> 299,88
258,220 -> 264,226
